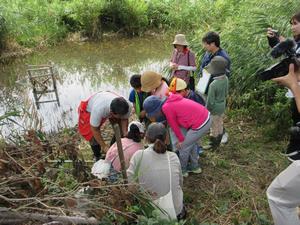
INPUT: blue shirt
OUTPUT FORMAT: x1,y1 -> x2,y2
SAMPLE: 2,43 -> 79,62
199,48 -> 231,77
128,89 -> 147,110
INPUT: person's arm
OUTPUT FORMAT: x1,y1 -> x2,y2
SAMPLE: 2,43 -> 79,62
177,65 -> 197,71
177,51 -> 197,71
120,118 -> 129,137
127,151 -> 141,183
198,52 -> 209,77
90,107 -> 109,152
206,83 -> 216,113
272,64 -> 300,112
170,49 -> 179,70
162,106 -> 185,143
91,126 -> 109,152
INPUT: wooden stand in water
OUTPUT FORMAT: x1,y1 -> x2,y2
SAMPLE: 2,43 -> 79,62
112,124 -> 128,183
27,63 -> 60,109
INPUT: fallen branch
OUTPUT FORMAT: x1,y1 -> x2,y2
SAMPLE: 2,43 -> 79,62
0,207 -> 98,225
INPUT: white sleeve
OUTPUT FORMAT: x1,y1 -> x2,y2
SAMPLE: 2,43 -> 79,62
177,65 -> 197,71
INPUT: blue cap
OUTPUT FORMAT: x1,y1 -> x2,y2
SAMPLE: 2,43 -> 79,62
143,96 -> 164,118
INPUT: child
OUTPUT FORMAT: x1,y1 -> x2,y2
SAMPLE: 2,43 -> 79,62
204,56 -> 229,150
169,77 -> 205,155
141,71 -> 169,99
143,95 -> 211,177
169,77 -> 205,106
128,74 -> 149,122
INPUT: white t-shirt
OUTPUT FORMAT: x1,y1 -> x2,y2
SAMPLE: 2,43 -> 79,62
87,91 -> 132,127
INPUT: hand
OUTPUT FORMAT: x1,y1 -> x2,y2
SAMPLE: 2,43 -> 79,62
139,110 -> 146,118
266,27 -> 276,38
272,64 -> 299,89
176,142 -> 183,149
170,63 -> 179,70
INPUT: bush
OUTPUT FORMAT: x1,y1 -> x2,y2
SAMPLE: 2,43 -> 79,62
64,0 -> 104,39
0,14 -> 6,49
99,0 -> 148,36
189,0 -> 299,137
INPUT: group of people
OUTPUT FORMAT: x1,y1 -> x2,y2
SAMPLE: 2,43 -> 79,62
77,30 -> 230,219
77,11 -> 300,224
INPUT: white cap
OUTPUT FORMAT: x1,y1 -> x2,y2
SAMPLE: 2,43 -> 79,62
128,121 -> 145,133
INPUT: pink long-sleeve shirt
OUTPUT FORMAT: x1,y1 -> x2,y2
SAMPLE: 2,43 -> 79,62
105,138 -> 142,172
162,94 -> 209,142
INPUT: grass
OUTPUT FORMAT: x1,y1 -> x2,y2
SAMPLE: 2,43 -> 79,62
182,116 -> 288,224
74,114 -> 289,224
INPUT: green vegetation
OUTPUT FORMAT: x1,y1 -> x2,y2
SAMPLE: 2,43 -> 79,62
1,0 -> 298,135
189,0 -> 299,137
0,1 -> 299,223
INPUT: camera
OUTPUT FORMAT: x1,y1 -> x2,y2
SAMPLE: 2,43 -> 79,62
269,29 -> 280,38
258,39 -> 300,81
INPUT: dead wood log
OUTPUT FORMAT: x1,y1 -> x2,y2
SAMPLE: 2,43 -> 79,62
0,207 -> 98,224
112,124 -> 127,182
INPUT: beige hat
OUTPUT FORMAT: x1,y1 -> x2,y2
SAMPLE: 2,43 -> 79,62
141,71 -> 162,92
172,34 -> 189,46
205,56 -> 228,76
169,77 -> 187,93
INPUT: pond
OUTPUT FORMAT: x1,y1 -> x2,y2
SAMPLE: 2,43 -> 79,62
0,36 -> 172,136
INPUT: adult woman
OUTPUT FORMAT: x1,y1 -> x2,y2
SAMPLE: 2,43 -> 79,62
127,123 -> 185,219
169,34 -> 197,88
105,121 -> 144,172
267,12 -> 300,161
143,94 -> 211,177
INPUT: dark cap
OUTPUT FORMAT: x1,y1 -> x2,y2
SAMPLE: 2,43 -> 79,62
205,56 -> 228,76
143,95 -> 164,118
146,122 -> 166,141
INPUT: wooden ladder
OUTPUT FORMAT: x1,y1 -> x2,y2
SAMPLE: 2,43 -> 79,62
27,63 -> 60,109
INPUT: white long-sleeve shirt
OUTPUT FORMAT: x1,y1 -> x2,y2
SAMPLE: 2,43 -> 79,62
127,145 -> 183,215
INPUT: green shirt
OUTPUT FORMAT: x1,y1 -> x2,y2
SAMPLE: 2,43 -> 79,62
206,75 -> 229,115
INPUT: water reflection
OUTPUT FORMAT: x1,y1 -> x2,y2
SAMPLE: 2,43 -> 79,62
0,36 -> 171,135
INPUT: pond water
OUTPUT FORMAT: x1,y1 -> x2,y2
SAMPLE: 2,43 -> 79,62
0,36 -> 172,136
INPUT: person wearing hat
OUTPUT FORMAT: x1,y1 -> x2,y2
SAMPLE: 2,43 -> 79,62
127,123 -> 186,219
169,77 -> 206,106
143,93 -> 211,177
203,56 -> 229,150
141,71 -> 169,99
105,121 -> 144,174
169,34 -> 197,89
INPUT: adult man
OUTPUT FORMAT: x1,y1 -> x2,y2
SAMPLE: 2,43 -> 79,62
199,31 -> 231,80
78,91 -> 131,161
199,31 -> 231,144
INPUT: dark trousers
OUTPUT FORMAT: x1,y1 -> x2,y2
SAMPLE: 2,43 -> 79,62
287,99 -> 300,154
89,136 -> 116,161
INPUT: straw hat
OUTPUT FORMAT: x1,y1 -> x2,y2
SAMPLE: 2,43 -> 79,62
141,71 -> 162,92
169,77 -> 187,93
172,34 -> 189,46
205,56 -> 228,76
